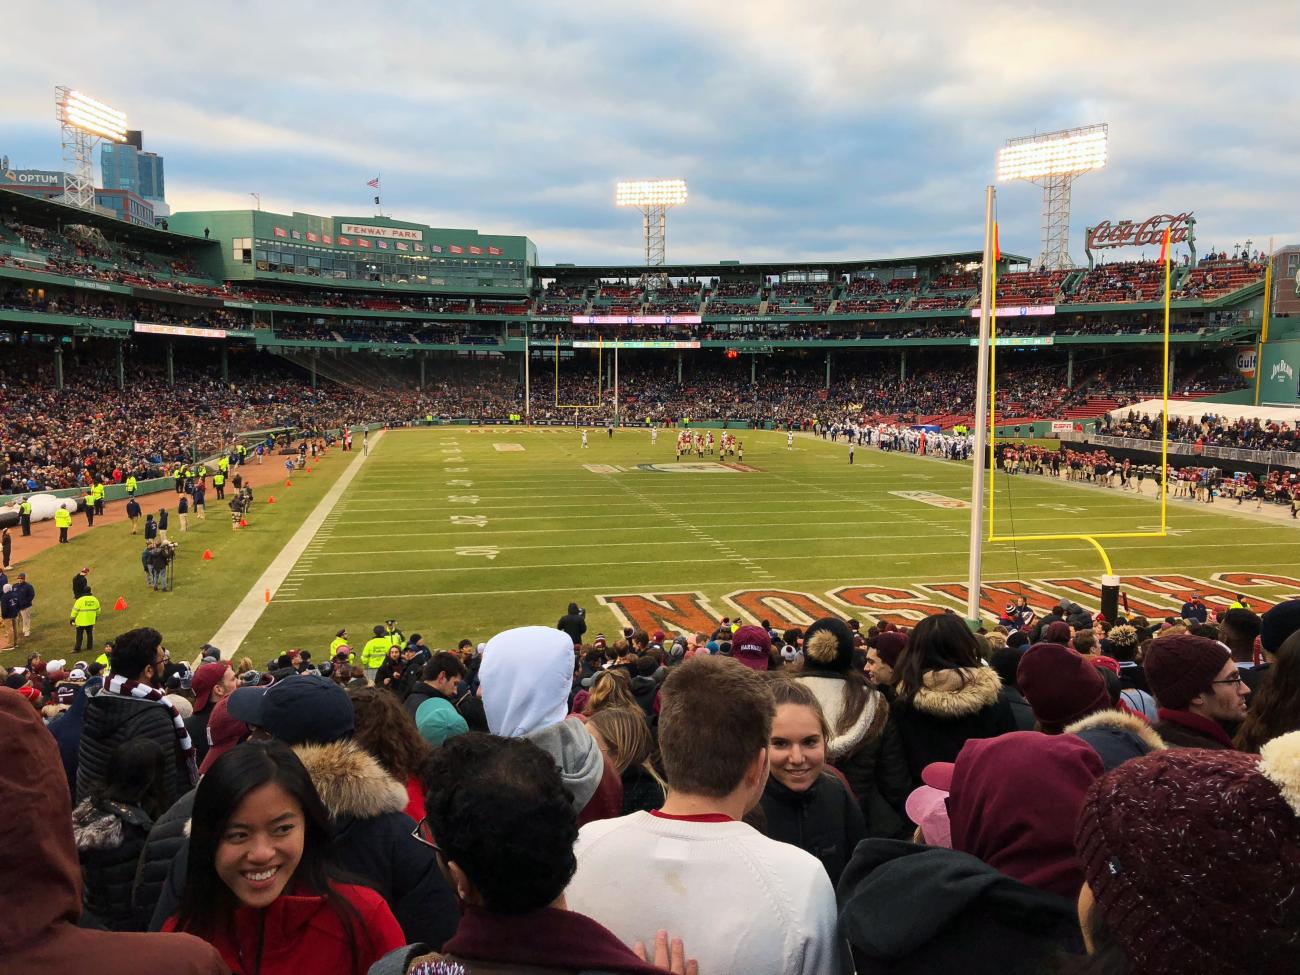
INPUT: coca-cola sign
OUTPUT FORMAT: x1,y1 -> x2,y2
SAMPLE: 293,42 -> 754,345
1086,212 -> 1193,250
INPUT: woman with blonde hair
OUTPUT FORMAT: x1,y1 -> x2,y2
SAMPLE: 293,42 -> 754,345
581,669 -> 638,717
586,706 -> 666,814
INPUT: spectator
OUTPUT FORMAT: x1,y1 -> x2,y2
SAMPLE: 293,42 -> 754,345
566,655 -> 843,974
989,647 -> 1036,731
1144,634 -> 1248,748
1218,607 -> 1263,690
865,629 -> 906,695
73,738 -> 167,931
184,660 -> 238,767
1234,630 -> 1300,752
48,665 -> 104,794
1073,735 -> 1300,974
582,668 -> 639,718
349,686 -> 433,822
415,697 -> 469,748
402,651 -> 466,719
380,733 -> 686,975
479,626 -> 623,825
890,613 -> 1016,785
794,617 -> 910,837
77,627 -> 197,810
0,688 -> 226,974
585,706 -> 666,815
149,676 -> 458,947
759,678 -> 868,885
1015,642 -> 1111,734
557,601 -> 587,646
163,740 -> 405,974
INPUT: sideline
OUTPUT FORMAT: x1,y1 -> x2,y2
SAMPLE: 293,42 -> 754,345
207,431 -> 382,657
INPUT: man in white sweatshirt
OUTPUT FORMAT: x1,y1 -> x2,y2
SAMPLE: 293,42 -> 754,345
566,654 -> 845,974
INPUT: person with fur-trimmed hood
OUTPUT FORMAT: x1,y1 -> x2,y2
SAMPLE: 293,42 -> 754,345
794,617 -> 911,837
148,676 -> 459,949
890,613 -> 1017,786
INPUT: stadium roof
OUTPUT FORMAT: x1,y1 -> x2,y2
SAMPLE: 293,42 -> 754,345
533,250 -> 1030,277
0,187 -> 215,249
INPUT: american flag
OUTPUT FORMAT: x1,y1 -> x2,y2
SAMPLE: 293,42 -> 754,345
366,176 -> 380,188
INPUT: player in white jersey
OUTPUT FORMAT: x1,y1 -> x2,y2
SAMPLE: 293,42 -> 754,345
787,431 -> 794,449
581,429 -> 588,448
651,427 -> 658,446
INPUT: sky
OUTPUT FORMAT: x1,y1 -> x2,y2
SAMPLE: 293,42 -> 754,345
3,0 -> 1298,266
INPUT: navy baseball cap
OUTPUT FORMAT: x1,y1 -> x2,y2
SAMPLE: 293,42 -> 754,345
226,675 -> 355,745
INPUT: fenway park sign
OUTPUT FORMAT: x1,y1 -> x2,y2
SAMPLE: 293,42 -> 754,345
1085,212 -> 1193,251
597,572 -> 1299,634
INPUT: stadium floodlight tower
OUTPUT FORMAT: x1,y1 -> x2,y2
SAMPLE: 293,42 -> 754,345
55,87 -> 128,211
996,124 -> 1107,270
616,178 -> 688,288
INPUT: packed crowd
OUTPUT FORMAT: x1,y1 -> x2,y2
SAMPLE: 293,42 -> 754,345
6,590 -> 1299,974
1101,411 -> 1300,453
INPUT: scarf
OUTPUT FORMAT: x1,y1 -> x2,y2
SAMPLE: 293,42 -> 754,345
106,672 -> 199,786
1155,707 -> 1236,748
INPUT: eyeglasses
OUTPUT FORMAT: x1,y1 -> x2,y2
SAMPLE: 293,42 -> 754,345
1211,674 -> 1246,686
411,817 -> 442,855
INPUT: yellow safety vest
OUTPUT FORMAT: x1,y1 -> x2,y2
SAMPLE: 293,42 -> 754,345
71,595 -> 100,626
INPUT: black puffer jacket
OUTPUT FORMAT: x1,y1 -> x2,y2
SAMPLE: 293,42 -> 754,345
73,797 -> 154,931
557,603 -> 587,645
135,789 -> 194,929
148,740 -> 459,950
797,673 -> 912,838
760,771 -> 868,886
403,682 -> 447,720
76,690 -> 194,808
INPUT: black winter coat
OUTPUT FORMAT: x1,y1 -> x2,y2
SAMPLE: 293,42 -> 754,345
557,603 -> 587,645
838,839 -> 1084,974
183,705 -> 214,767
1002,686 -> 1037,731
148,740 -> 459,950
403,682 -> 447,720
761,772 -> 868,886
48,678 -> 100,797
891,667 -> 1018,787
77,690 -> 194,809
797,673 -> 912,839
73,798 -> 154,931
137,789 -> 194,930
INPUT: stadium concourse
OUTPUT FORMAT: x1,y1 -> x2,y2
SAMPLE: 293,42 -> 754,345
4,192 -> 1300,975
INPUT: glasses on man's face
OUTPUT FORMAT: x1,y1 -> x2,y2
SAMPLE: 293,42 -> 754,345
1211,673 -> 1245,686
411,817 -> 442,855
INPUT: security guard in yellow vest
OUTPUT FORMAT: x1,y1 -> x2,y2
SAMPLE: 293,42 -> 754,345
55,505 -> 72,543
329,630 -> 352,660
83,490 -> 96,527
213,470 -> 226,500
92,481 -> 106,515
70,591 -> 100,652
219,455 -> 230,475
19,497 -> 32,535
173,466 -> 185,493
361,625 -> 400,673
125,475 -> 138,497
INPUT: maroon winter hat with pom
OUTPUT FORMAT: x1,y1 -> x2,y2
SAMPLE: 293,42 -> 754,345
1016,643 -> 1110,733
1075,734 -> 1300,975
873,630 -> 908,669
1142,634 -> 1228,710
1040,621 -> 1073,645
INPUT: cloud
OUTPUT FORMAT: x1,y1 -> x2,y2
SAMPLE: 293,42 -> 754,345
3,0 -> 1297,262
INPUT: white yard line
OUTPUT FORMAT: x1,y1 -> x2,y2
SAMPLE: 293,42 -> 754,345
207,431 -> 382,657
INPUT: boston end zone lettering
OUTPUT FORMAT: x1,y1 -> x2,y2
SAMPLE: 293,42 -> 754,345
597,573 -> 1300,634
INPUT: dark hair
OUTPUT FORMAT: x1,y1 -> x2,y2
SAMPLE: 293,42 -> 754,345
894,613 -> 982,704
1234,630 -> 1300,753
422,733 -> 577,914
1219,608 -> 1261,660
423,651 -> 466,683
348,686 -> 432,780
109,628 -> 163,680
175,741 -> 360,960
98,738 -> 167,818
990,647 -> 1023,688
658,655 -> 774,798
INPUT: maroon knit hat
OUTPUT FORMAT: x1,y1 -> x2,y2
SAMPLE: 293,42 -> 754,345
1075,735 -> 1300,975
948,731 -> 1104,898
1016,643 -> 1111,733
1142,634 -> 1228,710
1041,621 -> 1073,645
873,630 -> 908,669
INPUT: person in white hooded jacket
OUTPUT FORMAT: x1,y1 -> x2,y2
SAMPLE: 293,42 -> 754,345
479,625 -> 623,825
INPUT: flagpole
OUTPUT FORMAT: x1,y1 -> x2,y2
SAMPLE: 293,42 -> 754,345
375,174 -> 381,216
966,185 -> 996,623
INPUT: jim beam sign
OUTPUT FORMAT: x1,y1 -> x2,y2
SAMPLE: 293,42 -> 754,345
1085,212 -> 1194,253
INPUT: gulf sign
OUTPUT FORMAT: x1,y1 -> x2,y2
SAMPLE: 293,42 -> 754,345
597,572 -> 1300,635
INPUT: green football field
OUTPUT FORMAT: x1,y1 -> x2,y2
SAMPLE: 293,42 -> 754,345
234,427 -> 1300,657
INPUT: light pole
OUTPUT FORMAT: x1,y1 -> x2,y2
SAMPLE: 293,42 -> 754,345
55,87 -> 128,211
997,124 -> 1108,270
616,179 -> 688,288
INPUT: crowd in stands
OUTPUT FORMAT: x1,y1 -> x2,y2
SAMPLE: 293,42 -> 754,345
1070,261 -> 1165,304
1101,411 -> 1300,454
7,582 -> 1300,973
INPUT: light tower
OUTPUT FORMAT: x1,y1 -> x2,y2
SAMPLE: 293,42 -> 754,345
616,178 -> 688,287
996,124 -> 1108,270
55,87 -> 128,211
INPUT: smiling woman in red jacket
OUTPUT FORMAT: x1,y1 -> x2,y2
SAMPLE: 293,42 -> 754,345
164,740 -> 405,975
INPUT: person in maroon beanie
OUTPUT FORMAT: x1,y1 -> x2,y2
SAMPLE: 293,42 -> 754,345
1072,731 -> 1300,975
1015,643 -> 1111,734
1143,634 -> 1249,748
